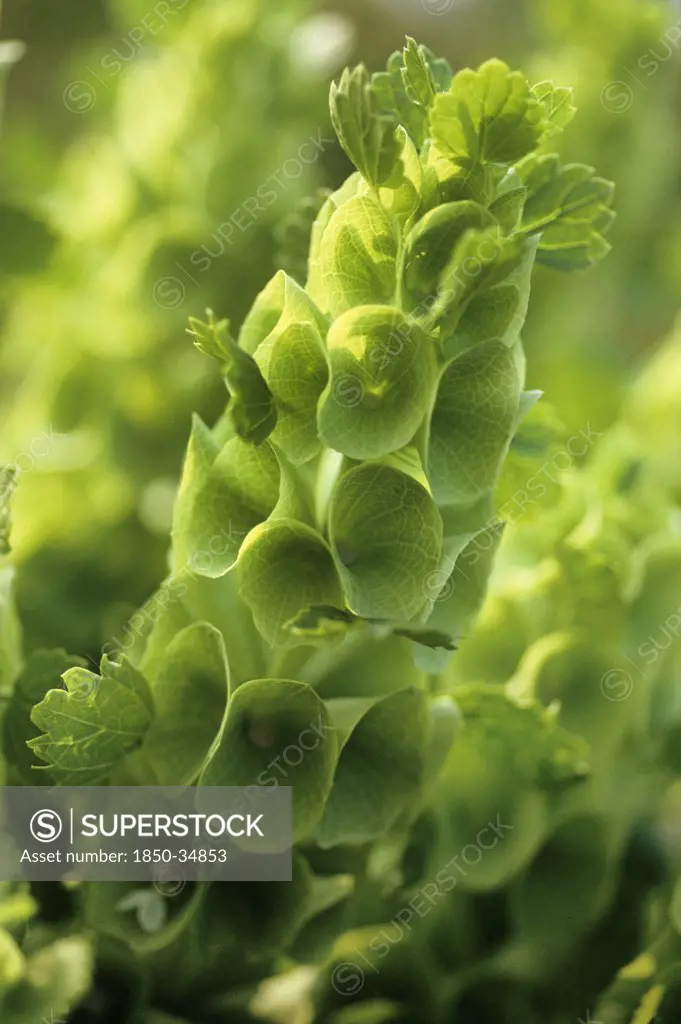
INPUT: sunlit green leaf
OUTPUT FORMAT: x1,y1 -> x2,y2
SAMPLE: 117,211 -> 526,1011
29,656 -> 154,784
428,339 -> 521,506
329,463 -> 443,620
315,195 -> 398,318
430,59 -> 551,164
237,520 -> 344,647
330,65 -> 402,188
317,305 -> 437,460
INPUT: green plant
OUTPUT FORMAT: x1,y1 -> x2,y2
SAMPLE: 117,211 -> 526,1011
0,38 -> 621,1024
0,0 -> 332,660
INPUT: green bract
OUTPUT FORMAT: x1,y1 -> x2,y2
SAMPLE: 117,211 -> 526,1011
4,34 -> 628,1024
175,39 -> 613,653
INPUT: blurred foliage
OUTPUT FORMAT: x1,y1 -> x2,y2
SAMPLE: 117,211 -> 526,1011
0,0 -> 344,659
521,0 -> 681,433
1,0 -> 681,1022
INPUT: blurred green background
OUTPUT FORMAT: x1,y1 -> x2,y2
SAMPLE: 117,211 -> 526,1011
3,3 -> 681,1022
1,0 -> 680,662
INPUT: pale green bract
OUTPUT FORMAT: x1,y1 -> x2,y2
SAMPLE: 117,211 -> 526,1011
15,36 -> 621,1024
184,41 -> 610,652
25,36 -> 614,781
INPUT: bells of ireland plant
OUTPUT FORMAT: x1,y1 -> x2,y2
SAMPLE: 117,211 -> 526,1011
20,39 -> 616,1023
172,42 -> 615,665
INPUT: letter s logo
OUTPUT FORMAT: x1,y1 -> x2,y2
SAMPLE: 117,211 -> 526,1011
30,809 -> 63,843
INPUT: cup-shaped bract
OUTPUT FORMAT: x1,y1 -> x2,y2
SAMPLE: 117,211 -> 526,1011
20,40 -> 621,1024
329,462 -> 443,621
317,305 -> 438,460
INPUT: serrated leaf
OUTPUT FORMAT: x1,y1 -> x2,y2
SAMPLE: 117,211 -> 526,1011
430,59 -> 550,165
317,305 -> 437,461
329,463 -> 443,620
516,153 -> 615,270
317,687 -> 429,847
188,312 -> 277,445
3,648 -> 85,784
402,37 -> 438,110
370,39 -> 451,153
237,520 -> 344,647
199,678 -> 338,842
421,45 -> 454,93
330,64 -> 403,187
532,81 -> 576,131
428,339 -> 521,506
29,656 -> 154,784
371,40 -> 437,150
